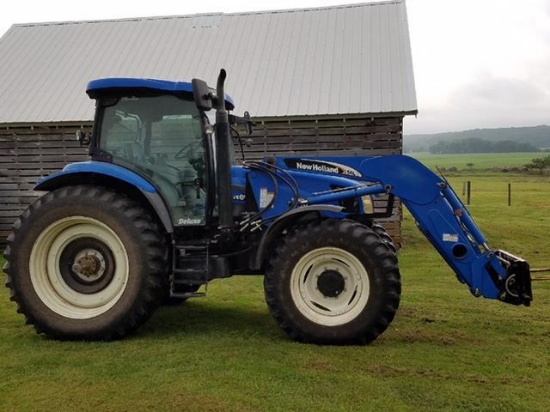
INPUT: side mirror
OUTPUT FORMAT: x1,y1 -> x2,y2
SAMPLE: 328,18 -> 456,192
75,130 -> 91,146
191,78 -> 213,111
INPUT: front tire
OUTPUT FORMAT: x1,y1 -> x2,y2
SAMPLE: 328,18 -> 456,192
264,219 -> 401,345
369,221 -> 397,253
3,185 -> 167,340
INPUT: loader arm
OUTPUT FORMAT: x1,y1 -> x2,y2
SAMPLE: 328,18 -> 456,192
357,155 -> 532,306
275,155 -> 532,306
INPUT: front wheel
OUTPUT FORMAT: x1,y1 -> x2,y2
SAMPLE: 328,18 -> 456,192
264,219 -> 401,345
3,185 -> 168,340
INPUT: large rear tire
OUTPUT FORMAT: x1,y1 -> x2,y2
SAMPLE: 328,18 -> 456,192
3,185 -> 167,340
264,219 -> 401,345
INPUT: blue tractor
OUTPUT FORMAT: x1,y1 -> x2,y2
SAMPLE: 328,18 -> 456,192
3,70 -> 532,344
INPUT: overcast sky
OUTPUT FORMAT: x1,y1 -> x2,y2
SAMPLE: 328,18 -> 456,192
0,0 -> 548,134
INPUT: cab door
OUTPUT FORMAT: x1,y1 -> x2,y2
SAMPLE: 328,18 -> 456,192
98,95 -> 208,227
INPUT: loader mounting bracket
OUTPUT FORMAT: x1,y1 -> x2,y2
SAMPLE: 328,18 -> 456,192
496,250 -> 532,306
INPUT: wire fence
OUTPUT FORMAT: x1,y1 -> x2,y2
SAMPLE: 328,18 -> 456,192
462,181 -> 514,206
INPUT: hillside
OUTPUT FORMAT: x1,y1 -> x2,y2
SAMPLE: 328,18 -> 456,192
404,125 -> 550,153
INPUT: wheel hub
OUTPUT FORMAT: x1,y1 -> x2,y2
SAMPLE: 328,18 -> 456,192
59,238 -> 116,294
71,249 -> 106,283
317,270 -> 346,298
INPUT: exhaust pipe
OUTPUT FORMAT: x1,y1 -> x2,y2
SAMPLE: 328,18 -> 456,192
214,69 -> 234,231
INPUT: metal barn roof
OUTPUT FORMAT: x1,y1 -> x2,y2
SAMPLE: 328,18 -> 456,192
0,1 -> 417,124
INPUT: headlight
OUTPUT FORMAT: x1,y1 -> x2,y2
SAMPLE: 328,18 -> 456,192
361,195 -> 374,214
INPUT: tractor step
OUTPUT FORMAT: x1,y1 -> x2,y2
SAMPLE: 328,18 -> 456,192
169,275 -> 207,298
169,291 -> 206,299
169,242 -> 233,298
170,250 -> 209,298
171,278 -> 206,285
173,268 -> 208,278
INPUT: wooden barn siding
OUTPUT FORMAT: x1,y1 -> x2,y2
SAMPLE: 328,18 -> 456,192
242,116 -> 402,158
0,116 -> 403,245
0,125 -> 90,243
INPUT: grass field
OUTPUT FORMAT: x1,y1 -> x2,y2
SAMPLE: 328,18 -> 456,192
410,152 -> 541,172
1,153 -> 549,411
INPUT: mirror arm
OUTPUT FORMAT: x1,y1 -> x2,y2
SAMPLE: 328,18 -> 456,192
228,111 -> 256,135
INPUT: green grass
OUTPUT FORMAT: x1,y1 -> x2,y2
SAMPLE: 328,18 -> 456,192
2,159 -> 550,411
410,152 -> 541,172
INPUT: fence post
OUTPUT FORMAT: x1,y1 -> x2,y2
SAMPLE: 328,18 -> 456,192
508,183 -> 512,206
466,181 -> 471,205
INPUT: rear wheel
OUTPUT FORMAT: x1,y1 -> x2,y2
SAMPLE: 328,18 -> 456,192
3,185 -> 167,340
264,219 -> 401,345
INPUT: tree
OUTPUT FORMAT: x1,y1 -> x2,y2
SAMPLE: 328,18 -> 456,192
524,155 -> 550,174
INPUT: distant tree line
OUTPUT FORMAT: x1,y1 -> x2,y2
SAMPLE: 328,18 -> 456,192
404,125 -> 550,153
428,138 -> 540,154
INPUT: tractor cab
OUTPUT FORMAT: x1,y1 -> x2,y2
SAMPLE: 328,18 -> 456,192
85,78 -> 235,228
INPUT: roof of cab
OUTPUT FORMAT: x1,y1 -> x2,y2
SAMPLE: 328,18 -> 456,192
86,77 -> 235,110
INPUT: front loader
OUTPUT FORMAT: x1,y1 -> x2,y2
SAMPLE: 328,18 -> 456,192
3,70 -> 532,345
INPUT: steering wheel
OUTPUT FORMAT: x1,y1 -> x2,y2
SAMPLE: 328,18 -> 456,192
175,141 -> 202,160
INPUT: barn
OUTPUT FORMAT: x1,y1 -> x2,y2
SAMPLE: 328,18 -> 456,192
0,0 -> 417,245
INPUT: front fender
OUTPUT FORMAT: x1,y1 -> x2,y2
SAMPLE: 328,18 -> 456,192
253,205 -> 346,270
35,161 -> 174,233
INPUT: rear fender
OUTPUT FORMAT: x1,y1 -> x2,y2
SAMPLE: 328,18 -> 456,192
35,161 -> 174,233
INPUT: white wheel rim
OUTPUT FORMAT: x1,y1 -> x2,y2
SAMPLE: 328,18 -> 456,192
30,216 -> 129,319
290,247 -> 370,327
